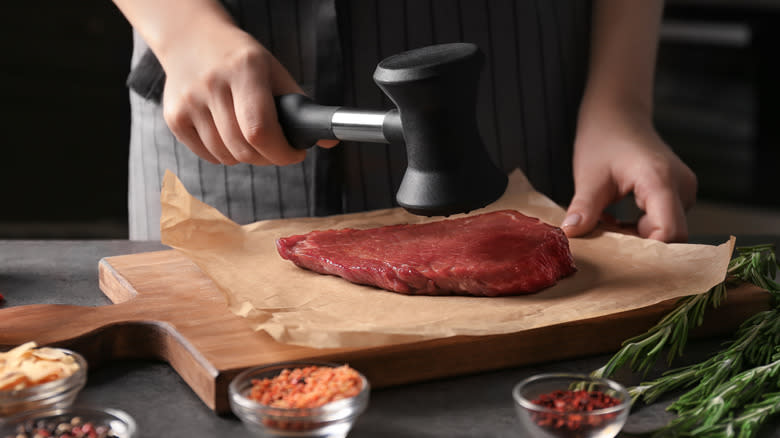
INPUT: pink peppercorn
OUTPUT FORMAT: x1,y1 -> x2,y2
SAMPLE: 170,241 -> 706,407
530,389 -> 622,432
3,418 -> 119,438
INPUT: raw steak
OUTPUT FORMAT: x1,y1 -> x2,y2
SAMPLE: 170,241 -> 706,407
276,210 -> 577,297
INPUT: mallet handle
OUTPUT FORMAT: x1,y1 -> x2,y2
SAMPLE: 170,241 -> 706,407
275,94 -> 404,148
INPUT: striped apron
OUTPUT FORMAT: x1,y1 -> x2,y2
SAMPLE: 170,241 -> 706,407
127,0 -> 592,240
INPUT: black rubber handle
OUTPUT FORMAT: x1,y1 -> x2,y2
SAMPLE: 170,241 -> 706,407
275,94 -> 340,149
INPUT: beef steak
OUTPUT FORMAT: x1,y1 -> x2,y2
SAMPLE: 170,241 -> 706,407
276,210 -> 576,297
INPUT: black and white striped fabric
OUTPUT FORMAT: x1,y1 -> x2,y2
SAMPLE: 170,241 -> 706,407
127,0 -> 592,240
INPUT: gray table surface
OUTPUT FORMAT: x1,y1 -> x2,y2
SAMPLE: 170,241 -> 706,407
1,236 -> 779,438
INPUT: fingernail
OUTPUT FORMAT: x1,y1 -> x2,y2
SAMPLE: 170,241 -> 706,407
561,213 -> 582,229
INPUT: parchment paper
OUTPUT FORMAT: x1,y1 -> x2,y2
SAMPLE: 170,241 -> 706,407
160,169 -> 734,349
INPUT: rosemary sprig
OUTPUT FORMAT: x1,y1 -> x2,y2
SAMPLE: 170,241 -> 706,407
593,243 -> 780,437
698,390 -> 780,438
652,350 -> 780,437
591,245 -> 774,380
591,283 -> 727,378
592,246 -> 756,377
729,245 -> 780,296
630,308 -> 780,406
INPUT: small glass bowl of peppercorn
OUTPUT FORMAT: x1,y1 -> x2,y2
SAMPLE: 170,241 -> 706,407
0,406 -> 137,438
0,344 -> 88,418
512,373 -> 631,438
229,361 -> 370,438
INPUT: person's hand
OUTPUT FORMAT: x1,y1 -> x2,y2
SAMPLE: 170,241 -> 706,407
160,25 -> 335,166
112,0 -> 339,166
562,108 -> 697,242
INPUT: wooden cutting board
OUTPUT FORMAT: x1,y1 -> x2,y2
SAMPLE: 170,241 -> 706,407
0,249 -> 770,413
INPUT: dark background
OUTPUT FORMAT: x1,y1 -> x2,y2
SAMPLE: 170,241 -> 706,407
655,0 -> 780,206
0,0 -> 778,239
0,1 -> 132,238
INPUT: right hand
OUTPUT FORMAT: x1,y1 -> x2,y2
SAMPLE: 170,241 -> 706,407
563,105 -> 697,243
160,26 -> 328,166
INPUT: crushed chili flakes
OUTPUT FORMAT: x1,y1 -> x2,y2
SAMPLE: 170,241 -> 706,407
531,389 -> 622,431
248,365 -> 363,409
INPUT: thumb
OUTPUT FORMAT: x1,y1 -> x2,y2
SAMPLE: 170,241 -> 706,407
562,175 -> 617,238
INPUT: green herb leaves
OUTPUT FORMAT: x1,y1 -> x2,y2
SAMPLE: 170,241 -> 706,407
592,282 -> 728,380
594,244 -> 780,437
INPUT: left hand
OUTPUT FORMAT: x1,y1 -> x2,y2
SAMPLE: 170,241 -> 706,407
561,108 -> 697,243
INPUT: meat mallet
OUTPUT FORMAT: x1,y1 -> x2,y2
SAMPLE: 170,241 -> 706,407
275,42 -> 508,217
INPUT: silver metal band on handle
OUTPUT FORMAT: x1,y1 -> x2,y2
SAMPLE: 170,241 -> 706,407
331,109 -> 395,143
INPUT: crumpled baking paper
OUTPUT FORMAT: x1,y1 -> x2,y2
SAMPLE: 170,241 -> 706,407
160,169 -> 734,349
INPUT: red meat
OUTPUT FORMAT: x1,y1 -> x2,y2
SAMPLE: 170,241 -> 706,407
276,210 -> 576,297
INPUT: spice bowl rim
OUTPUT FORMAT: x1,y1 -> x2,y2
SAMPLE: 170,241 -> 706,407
229,360 -> 370,431
0,405 -> 138,438
512,372 -> 632,416
0,348 -> 88,416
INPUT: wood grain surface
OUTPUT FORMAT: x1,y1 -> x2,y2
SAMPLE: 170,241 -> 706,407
0,249 -> 770,413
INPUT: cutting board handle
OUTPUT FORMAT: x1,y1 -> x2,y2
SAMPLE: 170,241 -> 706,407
0,303 -> 133,350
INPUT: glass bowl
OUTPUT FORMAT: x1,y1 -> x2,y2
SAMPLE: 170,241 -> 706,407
229,361 -> 370,438
512,373 -> 631,438
0,348 -> 87,418
0,406 -> 137,438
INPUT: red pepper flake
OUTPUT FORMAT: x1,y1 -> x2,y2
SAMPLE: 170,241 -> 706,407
530,389 -> 622,432
249,365 -> 363,409
247,365 -> 364,432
